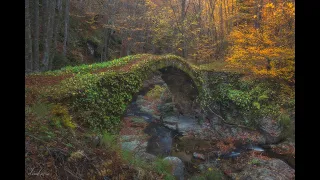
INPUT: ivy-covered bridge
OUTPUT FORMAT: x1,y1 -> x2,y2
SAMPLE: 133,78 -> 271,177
25,54 -> 240,132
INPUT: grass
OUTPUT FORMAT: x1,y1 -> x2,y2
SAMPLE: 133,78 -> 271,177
25,53 -> 294,179
154,158 -> 176,180
28,101 -> 52,119
26,101 -> 165,179
100,131 -> 118,150
31,54 -> 150,76
120,149 -> 175,179
28,53 -> 231,80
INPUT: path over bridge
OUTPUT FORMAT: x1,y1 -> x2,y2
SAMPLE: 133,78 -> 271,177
25,54 -> 238,131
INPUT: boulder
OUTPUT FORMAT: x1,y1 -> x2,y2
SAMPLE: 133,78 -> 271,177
135,152 -> 157,163
163,116 -> 202,135
229,157 -> 295,180
158,102 -> 175,115
269,140 -> 295,155
163,156 -> 184,180
259,117 -> 283,144
121,140 -> 140,151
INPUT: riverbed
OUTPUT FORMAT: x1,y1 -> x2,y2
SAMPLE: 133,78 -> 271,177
119,84 -> 295,179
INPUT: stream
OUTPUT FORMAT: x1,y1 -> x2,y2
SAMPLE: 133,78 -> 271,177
121,84 -> 295,179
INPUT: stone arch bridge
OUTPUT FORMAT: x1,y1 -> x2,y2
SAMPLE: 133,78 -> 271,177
25,54 -> 238,131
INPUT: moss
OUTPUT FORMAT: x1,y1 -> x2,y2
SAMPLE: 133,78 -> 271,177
278,112 -> 294,139
41,54 -> 208,133
51,104 -> 76,129
146,85 -> 166,99
29,54 -> 293,134
199,74 -> 294,129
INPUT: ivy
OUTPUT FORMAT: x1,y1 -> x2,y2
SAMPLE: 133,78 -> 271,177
198,73 -> 294,129
41,54 -> 206,133
32,53 -> 294,133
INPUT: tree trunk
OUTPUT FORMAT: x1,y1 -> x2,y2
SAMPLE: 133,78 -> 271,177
49,0 -> 62,70
255,0 -> 263,29
231,0 -> 234,15
224,0 -> 229,34
46,0 -> 56,70
41,0 -> 50,71
106,28 -> 112,59
121,38 -> 127,58
102,27 -> 108,61
181,0 -> 187,58
219,0 -> 224,40
25,0 -> 33,73
32,0 -> 40,72
197,0 -> 202,36
63,0 -> 70,56
208,0 -> 217,42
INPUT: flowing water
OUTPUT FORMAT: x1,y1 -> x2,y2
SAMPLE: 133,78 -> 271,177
122,87 -> 295,178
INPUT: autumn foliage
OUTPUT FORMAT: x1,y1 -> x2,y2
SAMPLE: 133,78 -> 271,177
226,1 -> 295,82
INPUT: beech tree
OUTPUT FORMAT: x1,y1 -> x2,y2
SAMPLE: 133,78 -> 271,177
24,0 -> 294,83
226,0 -> 295,82
63,0 -> 70,56
25,0 -> 33,73
32,0 -> 40,72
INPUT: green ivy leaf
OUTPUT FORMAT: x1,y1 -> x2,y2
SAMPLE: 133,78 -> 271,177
253,102 -> 260,109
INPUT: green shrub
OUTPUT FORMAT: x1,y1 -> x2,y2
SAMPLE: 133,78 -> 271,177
51,104 -> 76,129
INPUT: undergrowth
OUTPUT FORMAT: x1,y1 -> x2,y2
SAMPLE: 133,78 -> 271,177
199,74 -> 295,133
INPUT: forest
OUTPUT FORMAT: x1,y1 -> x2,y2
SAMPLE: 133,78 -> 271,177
25,0 -> 295,179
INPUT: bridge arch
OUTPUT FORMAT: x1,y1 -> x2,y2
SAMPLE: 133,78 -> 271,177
46,54 -> 207,131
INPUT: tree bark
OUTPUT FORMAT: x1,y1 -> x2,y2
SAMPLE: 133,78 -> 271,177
63,0 -> 70,56
46,0 -> 56,70
49,0 -> 62,70
181,0 -> 187,58
231,0 -> 234,15
254,0 -> 264,29
197,0 -> 202,36
41,0 -> 50,71
32,0 -> 40,72
208,0 -> 217,42
219,0 -> 224,40
120,38 -> 127,58
25,0 -> 33,73
224,0 -> 229,34
102,27 -> 110,61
